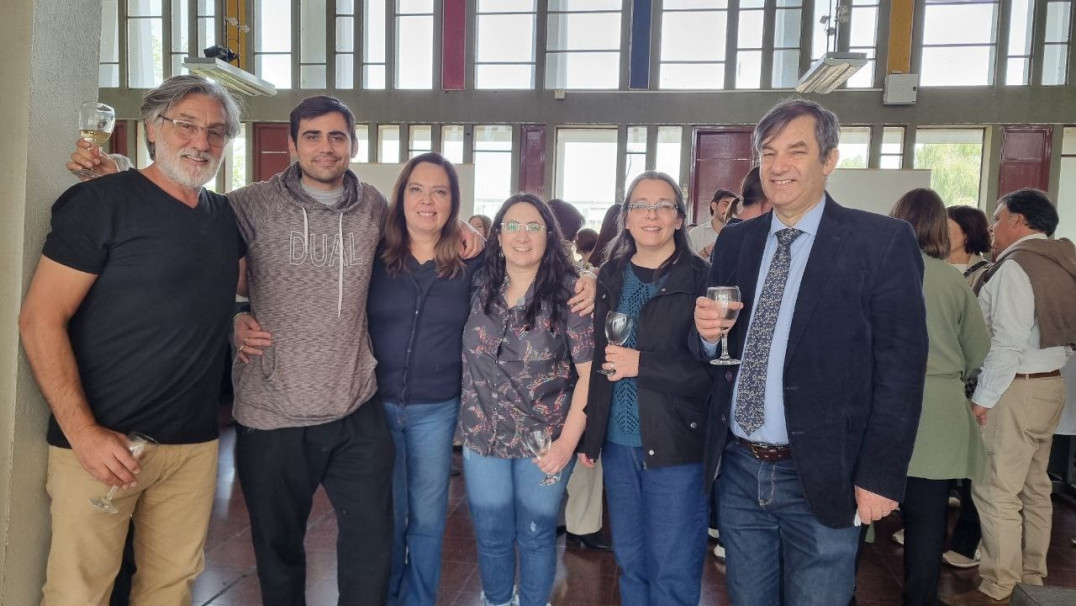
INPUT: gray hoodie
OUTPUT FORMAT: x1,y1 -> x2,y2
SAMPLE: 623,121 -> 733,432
229,163 -> 388,430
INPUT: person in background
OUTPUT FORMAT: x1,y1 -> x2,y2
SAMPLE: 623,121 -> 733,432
889,188 -> 990,606
589,204 -> 623,269
947,205 -> 993,290
576,228 -> 598,266
460,194 -> 593,606
581,171 -> 712,605
724,167 -> 773,224
546,198 -> 612,552
689,188 -> 738,258
469,214 -> 493,239
943,189 -> 1076,606
25,75 -> 243,604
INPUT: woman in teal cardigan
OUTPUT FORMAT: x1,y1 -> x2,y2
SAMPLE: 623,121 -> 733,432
890,188 -> 991,606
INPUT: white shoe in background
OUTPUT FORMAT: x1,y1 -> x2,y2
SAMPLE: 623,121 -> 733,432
891,528 -> 905,545
942,548 -> 981,568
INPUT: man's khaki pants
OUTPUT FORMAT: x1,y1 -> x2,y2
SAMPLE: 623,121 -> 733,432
41,440 -> 218,606
972,376 -> 1065,600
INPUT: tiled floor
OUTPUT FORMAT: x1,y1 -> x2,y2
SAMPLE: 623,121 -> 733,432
193,427 -> 1076,605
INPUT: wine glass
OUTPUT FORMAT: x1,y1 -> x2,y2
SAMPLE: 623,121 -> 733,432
707,286 -> 741,366
74,102 -> 116,180
599,311 -> 634,376
522,429 -> 559,486
90,432 -> 154,514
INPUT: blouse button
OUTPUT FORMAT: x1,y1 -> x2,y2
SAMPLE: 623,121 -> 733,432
648,449 -> 655,456
690,422 -> 698,429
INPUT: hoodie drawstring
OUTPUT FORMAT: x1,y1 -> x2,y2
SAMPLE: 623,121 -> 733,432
299,207 -> 344,318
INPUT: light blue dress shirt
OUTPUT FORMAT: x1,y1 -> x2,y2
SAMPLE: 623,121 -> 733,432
706,197 -> 826,445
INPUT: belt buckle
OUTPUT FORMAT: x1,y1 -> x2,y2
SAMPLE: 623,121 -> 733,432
749,442 -> 768,458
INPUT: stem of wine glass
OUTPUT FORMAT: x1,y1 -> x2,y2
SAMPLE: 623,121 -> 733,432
104,486 -> 118,501
720,334 -> 731,361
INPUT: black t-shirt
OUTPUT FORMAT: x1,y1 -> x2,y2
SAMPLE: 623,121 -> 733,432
41,170 -> 244,447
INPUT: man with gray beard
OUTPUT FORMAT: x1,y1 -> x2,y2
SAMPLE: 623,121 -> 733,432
22,75 -> 244,604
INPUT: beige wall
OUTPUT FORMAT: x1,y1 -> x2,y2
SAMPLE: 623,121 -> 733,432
0,0 -> 99,602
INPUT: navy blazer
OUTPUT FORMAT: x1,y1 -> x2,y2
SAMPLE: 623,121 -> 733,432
700,196 -> 929,528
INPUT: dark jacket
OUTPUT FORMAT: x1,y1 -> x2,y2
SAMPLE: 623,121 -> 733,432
582,249 -> 713,469
368,254 -> 481,405
695,197 -> 928,528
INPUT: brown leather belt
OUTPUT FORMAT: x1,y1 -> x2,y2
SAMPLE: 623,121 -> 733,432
732,435 -> 792,463
1014,370 -> 1061,380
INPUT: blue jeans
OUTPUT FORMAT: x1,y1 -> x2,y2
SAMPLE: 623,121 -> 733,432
718,440 -> 861,606
602,442 -> 707,606
462,447 -> 574,606
384,399 -> 459,606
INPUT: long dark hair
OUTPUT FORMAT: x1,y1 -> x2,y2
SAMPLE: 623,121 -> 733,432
605,171 -> 690,277
478,193 -> 578,332
890,188 -> 950,260
381,152 -> 464,277
588,204 -> 621,268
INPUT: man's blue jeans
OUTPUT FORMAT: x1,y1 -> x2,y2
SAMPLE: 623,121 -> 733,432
602,442 -> 707,606
718,440 -> 861,606
384,399 -> 458,606
463,447 -> 573,606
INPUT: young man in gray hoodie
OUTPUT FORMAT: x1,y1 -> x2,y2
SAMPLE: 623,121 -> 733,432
227,96 -> 396,605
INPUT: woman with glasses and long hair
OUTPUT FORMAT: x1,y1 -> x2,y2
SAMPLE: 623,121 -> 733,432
460,193 -> 594,606
889,188 -> 990,606
580,171 -> 713,606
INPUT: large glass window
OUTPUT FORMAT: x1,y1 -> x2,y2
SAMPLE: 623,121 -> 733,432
227,125 -> 248,192
301,0 -> 328,88
408,125 -> 432,158
546,0 -> 622,90
379,125 -> 401,162
1007,0 -> 1034,85
128,0 -> 165,88
354,124 -> 370,162
476,0 -> 537,89
442,125 -> 465,164
1043,0 -> 1073,85
336,0 -> 355,88
660,0 -> 728,90
101,0 -> 121,87
920,0 -> 998,86
170,0 -> 189,78
1057,127 -> 1076,240
846,0 -> 879,88
556,128 -> 618,225
773,0 -> 803,89
256,0 -> 293,89
737,0 -> 765,89
837,127 -> 870,168
655,126 -> 683,182
396,0 -> 434,89
364,0 -> 387,88
473,125 -> 514,219
914,129 -> 985,206
880,127 -> 906,169
624,127 -> 647,190
197,0 -> 215,54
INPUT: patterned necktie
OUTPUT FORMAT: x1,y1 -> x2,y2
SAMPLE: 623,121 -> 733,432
735,227 -> 804,436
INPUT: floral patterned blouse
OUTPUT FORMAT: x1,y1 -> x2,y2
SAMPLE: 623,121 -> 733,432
460,276 -> 594,459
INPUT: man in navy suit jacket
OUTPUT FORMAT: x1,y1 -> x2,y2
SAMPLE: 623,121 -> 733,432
693,98 -> 928,605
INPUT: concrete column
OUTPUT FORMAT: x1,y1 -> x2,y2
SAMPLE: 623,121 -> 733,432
0,0 -> 99,601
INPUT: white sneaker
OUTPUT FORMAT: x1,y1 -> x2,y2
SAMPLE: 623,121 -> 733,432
941,549 -> 981,568
713,542 -> 726,561
891,528 -> 905,545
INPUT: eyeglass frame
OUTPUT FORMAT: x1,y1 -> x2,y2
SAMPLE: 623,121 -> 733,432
157,116 -> 231,147
500,220 -> 547,234
627,201 -> 679,215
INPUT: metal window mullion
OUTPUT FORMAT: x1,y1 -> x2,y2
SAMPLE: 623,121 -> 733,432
995,0 -> 1012,85
650,0 -> 664,89
800,0 -> 814,73
327,1 -> 337,88
509,125 -> 521,194
290,0 -> 300,87
873,1 -> 891,87
726,0 -> 741,90
163,1 -> 174,78
616,0 -> 630,90
120,1 -> 130,89
1031,0 -> 1049,84
401,123 -> 411,161
463,124 -> 474,165
536,1 -> 548,88
761,1 -> 777,89
869,124 -> 884,169
464,0 -> 478,89
431,2 -> 443,90
1068,1 -> 1076,85
386,0 -> 397,89
910,0 -> 927,74
615,124 -> 629,202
